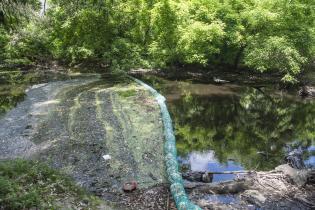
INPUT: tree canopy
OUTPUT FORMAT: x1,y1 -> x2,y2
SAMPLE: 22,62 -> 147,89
0,0 -> 314,83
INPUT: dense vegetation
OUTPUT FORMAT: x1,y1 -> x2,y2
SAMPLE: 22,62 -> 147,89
0,159 -> 105,209
0,0 -> 314,83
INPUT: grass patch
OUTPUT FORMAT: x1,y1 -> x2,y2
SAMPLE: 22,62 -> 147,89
0,159 -> 105,209
117,89 -> 136,98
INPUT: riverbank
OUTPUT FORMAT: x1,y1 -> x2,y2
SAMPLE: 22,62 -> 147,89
0,72 -> 173,209
185,164 -> 315,209
129,68 -> 289,86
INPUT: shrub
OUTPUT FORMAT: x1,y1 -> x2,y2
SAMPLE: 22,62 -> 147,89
0,159 -> 102,209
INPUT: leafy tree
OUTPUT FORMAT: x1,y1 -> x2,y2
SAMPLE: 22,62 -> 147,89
0,0 -> 41,29
244,36 -> 307,83
4,21 -> 51,65
1,0 -> 314,82
149,0 -> 179,67
178,20 -> 225,65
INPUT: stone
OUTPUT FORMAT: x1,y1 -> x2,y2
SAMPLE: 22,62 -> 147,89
275,164 -> 309,186
123,181 -> 138,192
242,190 -> 266,207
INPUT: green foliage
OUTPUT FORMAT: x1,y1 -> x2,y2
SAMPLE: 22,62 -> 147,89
245,36 -> 307,83
1,0 -> 314,83
104,38 -> 149,72
0,159 -> 103,209
0,27 -> 10,62
149,0 -> 179,67
4,22 -> 51,65
0,0 -> 41,29
0,1 -> 52,66
47,0 -> 150,70
178,20 -> 225,65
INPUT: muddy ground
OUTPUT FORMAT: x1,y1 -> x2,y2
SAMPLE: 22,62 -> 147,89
0,74 -> 173,209
185,165 -> 315,210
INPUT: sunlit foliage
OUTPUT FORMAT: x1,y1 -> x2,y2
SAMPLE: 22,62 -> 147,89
0,0 -> 40,29
1,0 -> 315,83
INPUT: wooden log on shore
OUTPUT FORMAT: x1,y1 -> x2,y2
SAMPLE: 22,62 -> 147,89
182,170 -> 252,183
186,165 -> 315,210
184,179 -> 252,194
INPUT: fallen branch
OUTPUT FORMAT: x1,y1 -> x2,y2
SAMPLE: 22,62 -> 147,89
207,170 -> 251,174
184,179 -> 252,194
182,170 -> 252,183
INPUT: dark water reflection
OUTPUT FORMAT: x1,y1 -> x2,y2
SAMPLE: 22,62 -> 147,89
139,75 -> 315,174
0,70 -> 70,116
0,70 -> 104,117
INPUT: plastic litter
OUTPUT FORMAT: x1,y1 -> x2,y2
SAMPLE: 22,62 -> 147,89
102,154 -> 111,160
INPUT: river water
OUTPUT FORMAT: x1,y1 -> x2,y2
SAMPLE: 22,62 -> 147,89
138,75 -> 315,182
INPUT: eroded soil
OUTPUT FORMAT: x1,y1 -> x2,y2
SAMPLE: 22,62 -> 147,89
0,74 -> 169,209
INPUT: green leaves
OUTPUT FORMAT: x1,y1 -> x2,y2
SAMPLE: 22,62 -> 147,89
149,0 -> 179,67
178,20 -> 225,65
3,21 -> 51,65
0,159 -> 104,209
244,36 -> 306,83
0,0 -> 41,29
1,0 -> 314,82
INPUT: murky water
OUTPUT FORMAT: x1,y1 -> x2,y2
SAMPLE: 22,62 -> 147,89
0,70 -> 72,117
139,75 -> 315,181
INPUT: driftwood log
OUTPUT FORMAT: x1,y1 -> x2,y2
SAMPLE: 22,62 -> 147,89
182,170 -> 250,183
184,179 -> 253,194
185,165 -> 315,210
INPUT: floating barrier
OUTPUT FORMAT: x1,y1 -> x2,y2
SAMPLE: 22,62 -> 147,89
131,77 -> 201,210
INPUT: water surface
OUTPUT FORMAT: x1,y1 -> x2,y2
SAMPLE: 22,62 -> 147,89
0,70 -> 71,117
139,75 -> 315,181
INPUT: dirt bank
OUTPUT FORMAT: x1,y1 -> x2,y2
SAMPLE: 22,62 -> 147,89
0,74 -> 171,209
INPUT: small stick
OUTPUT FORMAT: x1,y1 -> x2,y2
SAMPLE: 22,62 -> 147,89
166,191 -> 170,210
206,170 -> 251,174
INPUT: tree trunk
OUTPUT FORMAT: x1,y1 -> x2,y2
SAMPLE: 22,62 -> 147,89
234,45 -> 246,70
43,0 -> 47,15
0,11 -> 4,25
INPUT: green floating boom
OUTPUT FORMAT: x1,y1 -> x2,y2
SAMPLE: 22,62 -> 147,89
131,77 -> 202,210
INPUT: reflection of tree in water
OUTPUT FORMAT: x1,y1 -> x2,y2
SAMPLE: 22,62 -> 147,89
0,70 -> 71,116
169,87 -> 315,170
0,71 -> 26,115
